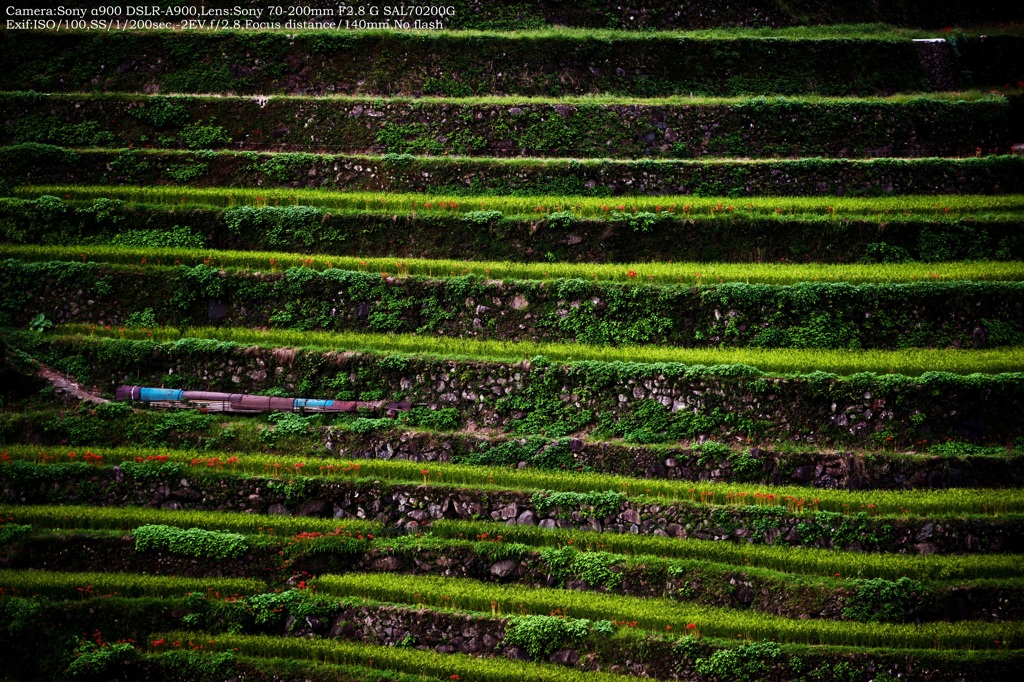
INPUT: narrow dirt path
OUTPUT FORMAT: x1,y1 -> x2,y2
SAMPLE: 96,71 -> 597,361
36,364 -> 108,404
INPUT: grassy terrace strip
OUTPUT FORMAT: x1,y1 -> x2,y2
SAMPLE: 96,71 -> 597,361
10,188 -> 1024,264
18,329 -> 1024,446
5,503 -> 1024,581
0,504 -> 382,537
10,260 -> 1024,352
154,632 -> 628,682
0,29 -> 937,98
4,91 -> 1019,159
140,641 -> 1024,682
10,527 -> 1024,626
59,324 -> 1024,376
429,521 -> 1024,581
5,445 -> 1024,518
5,148 -> 1024,197
28,186 -> 1024,218
315,573 -> 1023,649
0,569 -> 265,599
3,602 -> 1017,682
12,522 -> 1024,593
8,245 -> 1024,285
13,404 -> 1023,491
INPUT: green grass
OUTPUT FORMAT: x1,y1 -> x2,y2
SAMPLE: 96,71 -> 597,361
21,185 -> 1024,220
0,504 -> 382,537
151,652 -> 436,682
5,503 -> 1021,581
60,324 -> 1024,376
8,90 -> 1008,108
5,445 -> 1023,518
152,631 -> 628,682
315,573 -> 1024,649
429,521 -> 1023,581
0,569 -> 264,599
7,244 -> 1024,285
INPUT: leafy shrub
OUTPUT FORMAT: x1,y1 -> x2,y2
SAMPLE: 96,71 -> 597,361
123,308 -> 158,328
110,225 -> 206,248
155,650 -> 237,678
382,153 -> 415,167
170,263 -> 223,309
119,460 -> 185,480
79,197 -> 126,228
693,440 -> 731,466
167,162 -> 209,182
728,449 -> 764,481
842,577 -> 922,623
300,534 -> 371,559
178,122 -> 231,149
454,436 -> 549,468
344,416 -> 395,434
540,546 -> 623,589
133,524 -> 249,559
3,596 -> 40,634
529,439 -> 575,470
42,414 -> 103,444
108,149 -> 149,181
981,318 -> 1024,347
545,211 -> 579,229
65,641 -> 137,680
125,410 -> 215,447
504,615 -> 592,659
14,118 -> 114,147
243,589 -> 340,629
423,76 -> 473,97
0,522 -> 31,544
610,210 -> 660,231
375,122 -> 444,155
606,399 -> 674,444
260,412 -> 322,443
861,242 -> 913,263
463,210 -> 504,224
130,99 -> 189,127
695,641 -> 782,679
94,401 -> 132,419
929,441 -> 1005,457
918,225 -> 988,261
28,313 -> 52,333
0,143 -> 79,176
531,490 -> 624,519
399,407 -> 461,431
31,195 -> 68,223
224,205 -> 324,247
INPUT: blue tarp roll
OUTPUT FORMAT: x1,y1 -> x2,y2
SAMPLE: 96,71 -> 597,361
293,398 -> 334,409
139,387 -> 184,402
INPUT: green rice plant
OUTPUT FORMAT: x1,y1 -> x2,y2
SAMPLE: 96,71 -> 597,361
7,244 -> 1024,284
57,324 -> 1024,376
429,521 -> 1022,581
4,445 -> 1023,518
150,631 -> 628,682
314,573 -> 1023,650
5,444 -> 1024,518
20,185 -> 1024,221
0,569 -> 264,599
0,504 -> 382,537
148,652 -> 433,682
6,508 -> 1020,582
5,91 -> 1014,112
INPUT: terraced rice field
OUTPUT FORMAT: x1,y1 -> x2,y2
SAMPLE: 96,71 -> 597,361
1,2 -> 1024,681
